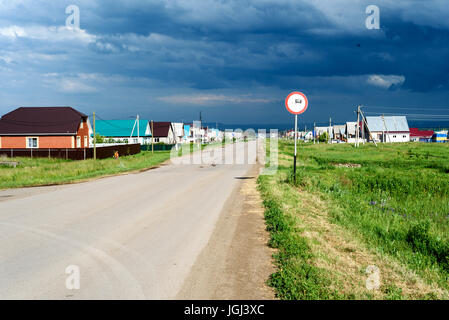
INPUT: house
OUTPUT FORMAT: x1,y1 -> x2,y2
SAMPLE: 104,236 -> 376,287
183,124 -> 192,143
152,122 -> 176,144
172,122 -> 184,143
345,122 -> 358,143
303,131 -> 314,141
315,126 -> 330,139
207,128 -> 222,142
432,130 -> 448,143
365,116 -> 410,143
94,119 -> 151,145
0,106 -> 91,149
410,128 -> 434,142
333,125 -> 346,141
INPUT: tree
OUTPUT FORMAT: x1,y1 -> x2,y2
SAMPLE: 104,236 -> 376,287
319,131 -> 328,143
94,133 -> 105,144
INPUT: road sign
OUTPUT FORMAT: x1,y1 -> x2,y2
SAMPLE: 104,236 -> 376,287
285,91 -> 309,184
285,91 -> 308,115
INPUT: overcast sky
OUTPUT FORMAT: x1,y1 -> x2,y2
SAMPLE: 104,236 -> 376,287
1,0 -> 448,125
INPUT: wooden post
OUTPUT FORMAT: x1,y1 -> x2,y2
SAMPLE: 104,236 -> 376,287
361,109 -> 377,147
313,122 -> 316,144
362,115 -> 365,145
151,120 -> 154,154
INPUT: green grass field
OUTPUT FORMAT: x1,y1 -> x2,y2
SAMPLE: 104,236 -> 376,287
258,140 -> 449,300
0,151 -> 172,189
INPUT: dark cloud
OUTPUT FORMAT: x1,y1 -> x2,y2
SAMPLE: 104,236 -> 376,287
0,0 -> 448,124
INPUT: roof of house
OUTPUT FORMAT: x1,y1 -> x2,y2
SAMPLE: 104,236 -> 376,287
95,120 -> 150,137
152,122 -> 172,138
333,125 -> 346,135
0,107 -> 87,135
366,116 -> 409,133
410,128 -> 434,138
315,126 -> 330,134
346,122 -> 357,135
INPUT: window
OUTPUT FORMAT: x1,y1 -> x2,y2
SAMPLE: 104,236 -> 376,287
27,137 -> 38,148
77,136 -> 81,148
155,138 -> 160,142
133,138 -> 138,143
80,121 -> 84,129
84,136 -> 88,147
403,135 -> 407,138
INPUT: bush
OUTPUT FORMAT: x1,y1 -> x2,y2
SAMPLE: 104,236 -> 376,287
319,132 -> 329,143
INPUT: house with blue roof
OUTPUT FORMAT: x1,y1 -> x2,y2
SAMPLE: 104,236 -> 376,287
94,119 -> 152,145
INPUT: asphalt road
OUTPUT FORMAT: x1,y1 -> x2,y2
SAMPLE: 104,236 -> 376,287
0,141 -> 266,299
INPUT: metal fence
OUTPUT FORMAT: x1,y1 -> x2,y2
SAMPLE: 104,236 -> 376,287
140,144 -> 175,151
0,144 -> 141,160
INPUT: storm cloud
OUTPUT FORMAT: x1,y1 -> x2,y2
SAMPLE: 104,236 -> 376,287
0,0 -> 448,124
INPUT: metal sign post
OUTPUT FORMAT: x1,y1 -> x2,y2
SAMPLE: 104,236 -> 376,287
285,91 -> 308,184
294,114 -> 298,183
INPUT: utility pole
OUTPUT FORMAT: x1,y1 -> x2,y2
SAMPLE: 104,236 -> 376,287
381,114 -> 390,143
329,117 -> 332,144
93,111 -> 96,160
151,120 -> 154,154
313,122 -> 316,144
361,111 -> 365,145
360,108 -> 377,147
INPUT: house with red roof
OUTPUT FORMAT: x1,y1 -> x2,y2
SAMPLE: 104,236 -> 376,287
410,128 -> 434,142
0,107 -> 92,149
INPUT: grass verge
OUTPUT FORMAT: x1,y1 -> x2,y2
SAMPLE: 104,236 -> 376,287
258,140 -> 449,300
0,150 -> 171,189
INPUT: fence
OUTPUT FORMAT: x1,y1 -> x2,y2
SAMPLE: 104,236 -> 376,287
140,144 -> 176,151
0,144 -> 141,160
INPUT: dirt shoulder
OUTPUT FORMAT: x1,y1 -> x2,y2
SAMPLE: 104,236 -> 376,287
176,163 -> 275,299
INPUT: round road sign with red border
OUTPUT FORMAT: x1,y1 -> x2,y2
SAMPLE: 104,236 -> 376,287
285,91 -> 308,115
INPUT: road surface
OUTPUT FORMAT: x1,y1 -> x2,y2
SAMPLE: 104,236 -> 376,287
0,141 -> 274,299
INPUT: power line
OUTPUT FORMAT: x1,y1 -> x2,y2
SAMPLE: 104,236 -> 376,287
365,106 -> 449,111
363,111 -> 449,117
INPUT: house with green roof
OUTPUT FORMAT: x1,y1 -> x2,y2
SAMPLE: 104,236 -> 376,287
94,119 -> 152,145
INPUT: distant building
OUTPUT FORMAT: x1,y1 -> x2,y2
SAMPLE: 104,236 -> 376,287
333,125 -> 346,140
303,131 -> 313,141
315,126 -> 330,137
365,116 -> 410,143
410,128 -> 433,142
94,119 -> 151,145
208,128 -> 222,142
432,130 -> 448,143
152,122 -> 176,144
345,122 -> 358,143
171,122 -> 184,143
0,106 -> 91,149
183,124 -> 192,142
